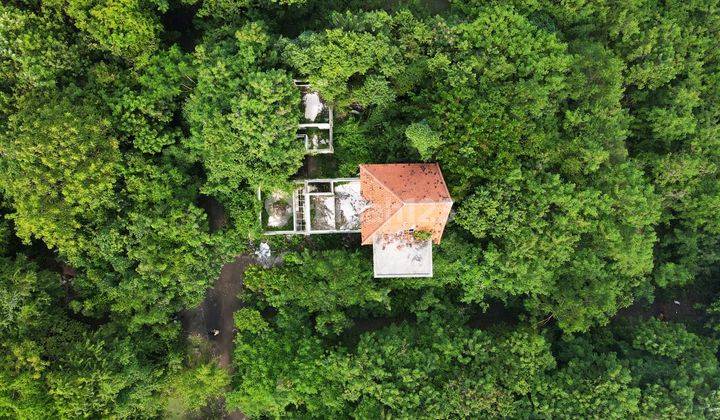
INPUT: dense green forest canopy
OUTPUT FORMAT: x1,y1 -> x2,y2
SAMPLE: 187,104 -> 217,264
1,0 -> 719,417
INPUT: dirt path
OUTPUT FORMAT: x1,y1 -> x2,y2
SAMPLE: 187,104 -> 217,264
185,197 -> 252,418
208,255 -> 251,420
615,290 -> 709,330
181,254 -> 252,420
187,197 -> 249,367
205,254 -> 252,368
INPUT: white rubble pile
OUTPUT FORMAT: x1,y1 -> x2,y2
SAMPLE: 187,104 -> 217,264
334,181 -> 369,230
303,92 -> 324,122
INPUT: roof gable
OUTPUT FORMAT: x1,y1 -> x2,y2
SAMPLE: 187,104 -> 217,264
360,163 -> 452,203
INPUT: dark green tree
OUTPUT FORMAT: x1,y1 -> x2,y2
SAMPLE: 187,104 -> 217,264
185,23 -> 304,196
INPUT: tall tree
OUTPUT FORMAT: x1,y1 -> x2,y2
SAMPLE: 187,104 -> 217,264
0,91 -> 120,261
185,23 -> 304,196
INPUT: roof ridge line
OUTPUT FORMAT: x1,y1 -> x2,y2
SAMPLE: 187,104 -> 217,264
402,199 -> 454,204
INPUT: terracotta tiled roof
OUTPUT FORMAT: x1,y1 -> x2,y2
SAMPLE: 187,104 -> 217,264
360,163 -> 453,245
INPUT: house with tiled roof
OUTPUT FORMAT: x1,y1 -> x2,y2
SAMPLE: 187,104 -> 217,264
261,163 -> 453,278
359,163 -> 453,245
359,163 -> 452,277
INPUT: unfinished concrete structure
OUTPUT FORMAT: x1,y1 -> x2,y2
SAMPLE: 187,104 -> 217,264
261,163 -> 452,277
261,178 -> 364,235
294,80 -> 333,154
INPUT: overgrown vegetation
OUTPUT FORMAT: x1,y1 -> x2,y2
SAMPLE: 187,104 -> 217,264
1,0 -> 719,417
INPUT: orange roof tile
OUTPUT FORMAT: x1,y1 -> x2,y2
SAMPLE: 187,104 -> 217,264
360,163 -> 453,245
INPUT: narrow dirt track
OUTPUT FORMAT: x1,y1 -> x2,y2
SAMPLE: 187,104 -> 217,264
206,254 -> 252,368
212,254 -> 253,420
182,253 -> 252,420
188,196 -> 252,418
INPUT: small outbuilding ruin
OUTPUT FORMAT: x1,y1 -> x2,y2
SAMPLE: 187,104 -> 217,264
294,80 -> 333,154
